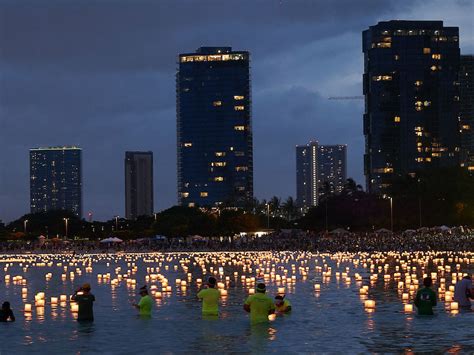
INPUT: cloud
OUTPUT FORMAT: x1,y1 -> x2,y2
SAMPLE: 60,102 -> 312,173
0,0 -> 472,221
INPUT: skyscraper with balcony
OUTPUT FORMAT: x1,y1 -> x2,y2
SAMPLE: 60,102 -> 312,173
296,142 -> 318,212
30,146 -> 82,218
177,47 -> 253,207
318,145 -> 347,196
363,21 -> 461,192
459,55 -> 474,170
125,151 -> 154,219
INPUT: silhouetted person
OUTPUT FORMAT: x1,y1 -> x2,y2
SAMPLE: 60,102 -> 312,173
0,302 -> 15,322
415,277 -> 436,315
71,283 -> 95,321
134,285 -> 153,316
454,275 -> 473,309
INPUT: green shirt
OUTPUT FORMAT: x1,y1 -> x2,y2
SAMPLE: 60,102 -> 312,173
414,287 -> 436,315
72,293 -> 95,321
138,295 -> 153,316
197,288 -> 220,316
244,293 -> 275,324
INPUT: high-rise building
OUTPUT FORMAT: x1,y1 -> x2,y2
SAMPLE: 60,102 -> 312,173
177,47 -> 253,207
459,55 -> 474,170
318,145 -> 347,196
125,151 -> 154,219
363,21 -> 461,192
296,142 -> 319,212
30,146 -> 82,218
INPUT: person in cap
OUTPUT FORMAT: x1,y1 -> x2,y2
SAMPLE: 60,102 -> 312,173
197,277 -> 220,317
0,301 -> 15,322
454,275 -> 473,309
274,295 -> 292,314
71,283 -> 95,321
133,285 -> 153,317
243,283 -> 275,324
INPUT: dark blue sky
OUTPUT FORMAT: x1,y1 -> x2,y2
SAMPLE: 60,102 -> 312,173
1,0 -> 472,222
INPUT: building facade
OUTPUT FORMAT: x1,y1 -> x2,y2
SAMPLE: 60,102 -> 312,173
125,151 -> 154,219
460,55 -> 474,170
177,47 -> 253,207
363,21 -> 461,192
318,145 -> 347,196
30,146 -> 82,218
296,142 -> 319,212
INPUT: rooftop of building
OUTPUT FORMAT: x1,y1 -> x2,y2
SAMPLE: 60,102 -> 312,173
30,146 -> 82,151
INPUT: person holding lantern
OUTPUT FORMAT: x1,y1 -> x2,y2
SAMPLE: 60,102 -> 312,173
0,301 -> 15,322
244,283 -> 275,324
197,277 -> 220,317
133,285 -> 153,317
71,283 -> 95,322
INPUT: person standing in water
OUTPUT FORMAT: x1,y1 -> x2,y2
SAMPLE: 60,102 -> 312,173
274,295 -> 292,314
414,277 -> 437,315
0,302 -> 15,322
197,277 -> 220,317
71,283 -> 95,322
454,275 -> 473,309
244,283 -> 275,324
133,286 -> 153,316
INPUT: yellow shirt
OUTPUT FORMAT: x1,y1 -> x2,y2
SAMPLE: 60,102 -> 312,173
276,299 -> 292,313
244,293 -> 275,324
197,288 -> 220,315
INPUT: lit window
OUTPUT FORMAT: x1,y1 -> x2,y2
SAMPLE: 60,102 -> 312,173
416,157 -> 424,162
234,106 -> 245,111
215,152 -> 226,157
462,125 -> 470,130
394,54 -> 400,60
213,162 -> 226,167
430,65 -> 438,71
235,166 -> 248,172
200,192 -> 208,197
394,116 -> 401,123
424,101 -> 431,107
234,125 -> 245,131
182,192 -> 189,198
188,202 -> 195,207
234,95 -> 244,100
375,42 -> 391,48
423,48 -> 431,54
214,177 -> 224,182
432,54 -> 441,60
415,81 -> 423,86
184,143 -> 192,147
372,75 -> 392,81
234,151 -> 245,157
236,186 -> 245,191
213,101 -> 222,107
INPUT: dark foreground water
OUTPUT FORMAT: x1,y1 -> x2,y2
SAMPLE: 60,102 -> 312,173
1,251 -> 473,354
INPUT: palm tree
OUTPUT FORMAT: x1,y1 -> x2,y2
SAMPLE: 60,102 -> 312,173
282,196 -> 298,220
269,196 -> 281,217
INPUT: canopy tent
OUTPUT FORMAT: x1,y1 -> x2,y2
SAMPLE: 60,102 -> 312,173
438,225 -> 451,232
375,228 -> 391,234
100,237 -> 123,243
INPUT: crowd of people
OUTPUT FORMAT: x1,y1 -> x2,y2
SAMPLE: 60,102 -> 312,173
2,275 -> 470,324
0,227 -> 472,253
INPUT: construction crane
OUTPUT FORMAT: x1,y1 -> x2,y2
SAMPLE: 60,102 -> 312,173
328,96 -> 364,100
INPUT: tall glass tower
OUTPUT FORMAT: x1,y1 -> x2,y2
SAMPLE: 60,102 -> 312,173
296,142 -> 319,213
30,146 -> 82,218
318,145 -> 347,196
460,55 -> 474,170
363,21 -> 460,192
177,47 -> 253,207
125,151 -> 154,219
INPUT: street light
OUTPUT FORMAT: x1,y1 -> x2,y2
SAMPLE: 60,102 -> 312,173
24,219 -> 29,234
63,218 -> 69,238
265,203 -> 270,229
388,196 -> 393,233
154,213 -> 158,221
114,216 -> 119,231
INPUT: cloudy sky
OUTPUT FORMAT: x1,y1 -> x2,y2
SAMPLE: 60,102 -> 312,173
0,0 -> 472,222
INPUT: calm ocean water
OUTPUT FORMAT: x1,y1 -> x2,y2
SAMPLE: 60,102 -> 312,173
1,251 -> 473,354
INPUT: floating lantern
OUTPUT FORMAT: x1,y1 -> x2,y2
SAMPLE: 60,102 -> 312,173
314,284 -> 321,291
404,304 -> 413,313
364,300 -> 375,309
450,302 -> 459,310
71,303 -> 79,313
249,288 -> 255,295
220,289 -> 228,297
24,304 -> 32,312
268,314 -> 276,321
